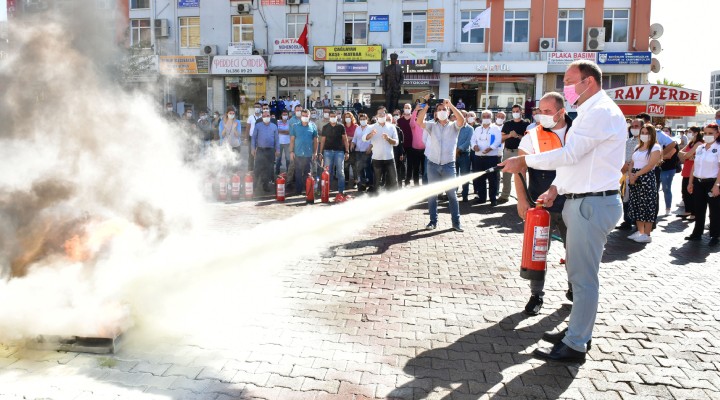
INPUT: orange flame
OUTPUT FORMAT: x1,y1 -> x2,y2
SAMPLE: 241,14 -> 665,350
63,219 -> 129,262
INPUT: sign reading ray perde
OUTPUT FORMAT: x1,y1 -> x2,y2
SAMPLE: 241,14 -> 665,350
313,45 -> 382,61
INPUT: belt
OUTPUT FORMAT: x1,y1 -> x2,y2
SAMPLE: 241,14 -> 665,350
565,190 -> 619,199
258,147 -> 275,150
695,177 -> 716,183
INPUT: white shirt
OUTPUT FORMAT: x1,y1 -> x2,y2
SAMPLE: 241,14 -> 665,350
631,143 -> 662,169
471,124 -> 503,156
362,122 -> 397,160
246,114 -> 260,139
527,122 -> 538,131
693,142 -> 720,179
525,90 -> 626,195
519,126 -> 568,156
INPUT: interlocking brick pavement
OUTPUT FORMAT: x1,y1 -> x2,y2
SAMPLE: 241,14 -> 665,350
1,182 -> 719,399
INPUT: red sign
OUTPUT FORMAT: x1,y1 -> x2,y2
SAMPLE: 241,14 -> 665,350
607,85 -> 701,103
647,103 -> 665,116
617,104 -> 697,118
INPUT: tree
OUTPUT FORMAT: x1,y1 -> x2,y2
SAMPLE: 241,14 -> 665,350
655,78 -> 684,87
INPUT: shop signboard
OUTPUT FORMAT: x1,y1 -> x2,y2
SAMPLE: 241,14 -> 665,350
607,85 -> 701,103
597,52 -> 652,65
647,103 -> 666,116
261,0 -> 285,4
159,56 -> 209,75
273,38 -> 305,54
178,0 -> 198,7
547,52 -> 597,65
228,42 -> 253,56
385,48 -> 438,61
324,62 -> 381,75
427,9 -> 445,42
369,15 -> 389,32
399,62 -> 434,74
211,55 -> 268,75
313,45 -> 382,61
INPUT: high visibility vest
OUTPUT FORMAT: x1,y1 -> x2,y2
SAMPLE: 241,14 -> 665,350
525,125 -> 567,212
526,125 -> 564,154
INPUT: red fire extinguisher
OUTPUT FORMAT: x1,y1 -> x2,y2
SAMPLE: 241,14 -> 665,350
230,174 -> 241,200
244,172 -> 254,199
218,176 -> 228,201
305,173 -> 315,204
520,199 -> 551,280
276,175 -> 286,202
320,166 -> 330,203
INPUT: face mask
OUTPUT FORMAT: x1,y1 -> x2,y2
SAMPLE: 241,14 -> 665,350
323,113 -> 330,119
166,107 -> 173,112
512,112 -> 521,120
262,117 -> 270,123
640,134 -> 650,142
467,117 -> 475,124
186,113 -> 192,117
295,111 -> 301,117
360,120 -> 368,126
329,117 -> 337,124
301,116 -> 309,123
311,113 -> 317,119
282,115 -> 288,120
214,114 -> 219,118
563,78 -> 589,105
228,114 -> 235,119
704,135 -> 716,144
538,114 -> 559,129
393,115 -> 400,121
496,118 -> 505,125
630,128 -> 640,136
404,108 -> 411,115
377,114 -> 386,120
254,108 -> 261,114
345,118 -> 351,124
437,111 -> 448,121
200,115 -> 207,120
482,118 -> 492,126
533,114 -> 541,123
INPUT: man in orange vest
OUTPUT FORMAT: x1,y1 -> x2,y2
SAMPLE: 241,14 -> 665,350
514,92 -> 573,316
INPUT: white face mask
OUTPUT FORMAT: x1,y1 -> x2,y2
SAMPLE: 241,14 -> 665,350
630,128 -> 640,136
295,111 -> 302,117
200,115 -> 207,120
482,118 -> 492,126
538,111 -> 561,129
704,135 -> 716,144
533,114 -> 541,123
512,112 -> 521,120
323,113 -> 330,119
496,118 -> 505,125
186,113 -> 192,117
345,118 -> 351,124
329,117 -> 337,124
254,108 -> 261,114
166,107 -> 173,112
467,117 -> 475,124
436,111 -> 448,121
640,134 -> 650,142
360,120 -> 368,126
404,108 -> 411,115
282,115 -> 288,120
393,115 -> 399,121
227,114 -> 235,119
301,116 -> 309,123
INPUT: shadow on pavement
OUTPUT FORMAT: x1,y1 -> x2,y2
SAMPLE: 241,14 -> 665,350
323,229 -> 448,257
387,308 -> 574,400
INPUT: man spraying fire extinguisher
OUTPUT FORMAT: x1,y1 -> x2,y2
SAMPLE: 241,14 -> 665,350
514,92 -> 573,316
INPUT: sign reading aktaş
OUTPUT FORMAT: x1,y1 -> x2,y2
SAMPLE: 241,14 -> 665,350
178,0 -> 198,7
369,15 -> 389,32
547,52 -> 597,65
313,45 -> 382,61
273,38 -> 305,54
597,51 -> 652,65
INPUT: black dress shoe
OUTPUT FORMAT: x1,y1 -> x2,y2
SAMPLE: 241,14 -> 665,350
710,237 -> 719,246
533,342 -> 586,363
565,289 -> 573,302
541,328 -> 592,350
524,295 -> 543,316
685,235 -> 702,241
616,222 -> 633,230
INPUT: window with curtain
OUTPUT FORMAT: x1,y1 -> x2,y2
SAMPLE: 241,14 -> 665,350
179,17 -> 200,48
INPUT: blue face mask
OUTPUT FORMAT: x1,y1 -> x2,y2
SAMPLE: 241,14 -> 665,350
716,119 -> 720,125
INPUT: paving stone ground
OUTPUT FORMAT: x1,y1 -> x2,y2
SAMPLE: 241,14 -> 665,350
1,181 -> 719,400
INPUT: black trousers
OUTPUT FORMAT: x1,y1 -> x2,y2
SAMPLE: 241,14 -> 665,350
372,159 -> 398,190
472,155 -> 500,202
681,176 -> 694,215
253,148 -> 276,191
405,148 -> 424,184
691,178 -> 720,238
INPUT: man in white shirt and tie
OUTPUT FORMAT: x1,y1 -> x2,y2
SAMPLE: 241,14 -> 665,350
500,60 -> 625,363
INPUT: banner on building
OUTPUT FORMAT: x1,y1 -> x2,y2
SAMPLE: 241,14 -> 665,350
606,84 -> 701,103
547,52 -> 597,65
178,0 -> 198,7
211,55 -> 268,75
369,15 -> 389,32
261,0 -> 285,4
313,45 -> 382,61
385,48 -> 438,61
597,52 -> 652,65
427,9 -> 445,42
273,38 -> 305,54
228,42 -> 253,56
159,56 -> 209,75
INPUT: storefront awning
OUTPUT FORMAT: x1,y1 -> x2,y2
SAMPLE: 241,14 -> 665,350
269,54 -> 323,71
616,103 -> 701,118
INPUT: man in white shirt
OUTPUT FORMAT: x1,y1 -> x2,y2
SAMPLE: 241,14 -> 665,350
362,110 -> 399,191
500,60 -> 625,363
470,110 -> 502,205
526,107 -> 541,131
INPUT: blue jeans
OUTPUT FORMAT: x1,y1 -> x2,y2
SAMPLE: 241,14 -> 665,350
426,160 -> 460,227
562,195 -> 622,352
275,143 -> 290,176
659,169 -> 675,210
323,150 -> 346,194
455,152 -> 471,199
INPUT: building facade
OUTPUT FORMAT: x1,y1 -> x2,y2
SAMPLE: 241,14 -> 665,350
127,0 -> 653,117
711,70 -> 720,110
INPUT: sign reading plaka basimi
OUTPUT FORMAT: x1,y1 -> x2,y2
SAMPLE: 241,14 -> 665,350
211,56 -> 268,75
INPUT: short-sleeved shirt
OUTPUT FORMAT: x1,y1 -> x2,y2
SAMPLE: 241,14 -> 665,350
353,125 -> 373,152
321,123 -> 346,152
362,122 -> 398,161
694,142 -> 720,179
632,143 -> 662,170
501,119 -> 530,150
291,123 -> 318,158
423,120 -> 461,165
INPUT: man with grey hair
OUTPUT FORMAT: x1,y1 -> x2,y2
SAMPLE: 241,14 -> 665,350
471,109 -> 502,205
501,60 -> 625,363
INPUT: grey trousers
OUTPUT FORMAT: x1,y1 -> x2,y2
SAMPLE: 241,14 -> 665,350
529,211 -> 569,297
500,147 -> 518,199
561,194 -> 622,352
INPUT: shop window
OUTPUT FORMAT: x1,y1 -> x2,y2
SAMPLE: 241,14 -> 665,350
344,13 -> 367,45
130,19 -> 151,48
403,12 -> 426,45
232,15 -> 253,43
603,9 -> 629,43
602,74 -> 626,90
558,9 -> 583,43
504,10 -> 529,43
179,17 -> 200,48
287,14 -> 307,38
460,10 -> 486,44
555,75 -> 564,89
130,0 -> 149,9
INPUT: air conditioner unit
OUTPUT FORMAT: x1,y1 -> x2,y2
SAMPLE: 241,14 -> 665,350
287,0 -> 302,4
154,19 -> 169,38
237,3 -> 251,13
586,27 -> 606,51
539,38 -> 555,52
201,44 -> 218,56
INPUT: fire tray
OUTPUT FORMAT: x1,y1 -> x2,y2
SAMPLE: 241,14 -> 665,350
28,333 -> 123,354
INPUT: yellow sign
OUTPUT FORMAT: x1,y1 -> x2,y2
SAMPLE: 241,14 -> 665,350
427,9 -> 445,43
158,56 -> 208,75
313,45 -> 382,61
